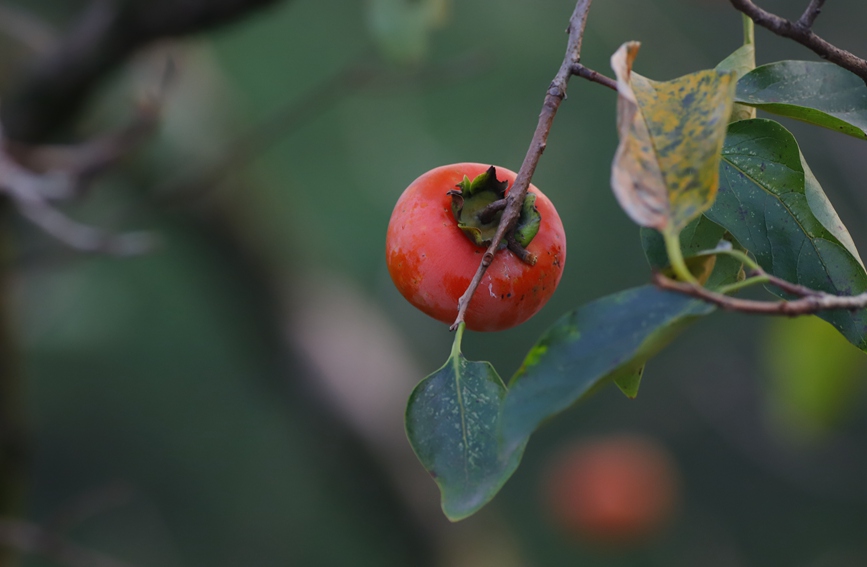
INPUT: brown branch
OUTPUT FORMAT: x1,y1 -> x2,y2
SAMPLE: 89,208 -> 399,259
652,272 -> 867,316
571,63 -> 617,91
450,0 -> 595,330
730,0 -> 867,83
0,518 -> 134,567
762,272 -> 823,298
798,0 -> 826,29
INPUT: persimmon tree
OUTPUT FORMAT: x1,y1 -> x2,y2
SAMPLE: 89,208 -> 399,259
400,0 -> 867,521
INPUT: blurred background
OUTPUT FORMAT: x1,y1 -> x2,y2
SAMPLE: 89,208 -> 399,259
0,0 -> 866,565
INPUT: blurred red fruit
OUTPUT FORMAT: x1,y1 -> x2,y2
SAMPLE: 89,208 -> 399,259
542,435 -> 680,546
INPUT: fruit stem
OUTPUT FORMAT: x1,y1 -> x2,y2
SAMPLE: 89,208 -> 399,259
451,322 -> 466,357
712,247 -> 761,272
477,199 -> 507,225
717,273 -> 769,295
742,12 -> 754,46
506,235 -> 537,265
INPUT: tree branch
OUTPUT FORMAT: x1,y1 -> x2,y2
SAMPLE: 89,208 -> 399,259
797,0 -> 826,29
1,0 -> 287,142
450,0 -> 595,330
652,272 -> 867,316
730,0 -> 867,83
571,63 -> 617,91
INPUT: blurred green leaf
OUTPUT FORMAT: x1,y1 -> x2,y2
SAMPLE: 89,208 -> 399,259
405,324 -> 525,521
736,61 -> 867,140
610,41 -> 736,235
367,0 -> 448,64
499,286 -> 714,453
706,118 -> 867,349
763,316 -> 867,442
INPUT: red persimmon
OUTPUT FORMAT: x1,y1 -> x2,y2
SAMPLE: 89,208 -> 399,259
386,163 -> 566,332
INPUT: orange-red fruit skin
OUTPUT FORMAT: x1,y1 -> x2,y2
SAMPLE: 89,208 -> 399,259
542,436 -> 680,546
385,163 -> 566,332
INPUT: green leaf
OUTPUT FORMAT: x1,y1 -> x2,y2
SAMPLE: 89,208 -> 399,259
407,287 -> 714,521
613,363 -> 644,399
736,61 -> 867,140
717,44 -> 756,81
610,41 -> 736,236
703,250 -> 745,290
706,118 -> 867,349
404,324 -> 525,521
499,286 -> 714,452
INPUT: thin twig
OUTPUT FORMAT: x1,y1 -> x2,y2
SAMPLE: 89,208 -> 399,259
652,272 -> 867,316
571,63 -> 617,91
761,272 -> 824,298
0,518 -> 135,567
797,0 -> 826,29
730,0 -> 867,83
450,0 -> 595,330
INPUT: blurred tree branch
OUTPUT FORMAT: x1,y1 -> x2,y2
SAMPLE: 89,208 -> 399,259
0,101 -> 159,254
1,0 -> 288,143
0,226 -> 24,567
0,518 -> 134,567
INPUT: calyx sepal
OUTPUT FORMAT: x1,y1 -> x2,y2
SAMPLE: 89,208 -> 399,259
448,166 -> 542,255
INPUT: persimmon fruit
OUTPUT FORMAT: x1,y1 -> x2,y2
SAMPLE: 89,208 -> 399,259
542,435 -> 680,547
385,163 -> 566,332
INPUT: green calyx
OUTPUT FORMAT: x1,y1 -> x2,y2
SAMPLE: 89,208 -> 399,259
447,166 -> 542,251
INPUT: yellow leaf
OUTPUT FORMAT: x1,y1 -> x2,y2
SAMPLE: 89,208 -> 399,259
610,42 -> 736,236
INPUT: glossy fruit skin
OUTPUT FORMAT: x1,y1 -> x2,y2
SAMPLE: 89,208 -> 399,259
386,163 -> 566,332
542,435 -> 679,546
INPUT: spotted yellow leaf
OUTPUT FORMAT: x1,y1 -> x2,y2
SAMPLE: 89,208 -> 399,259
611,42 -> 736,237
